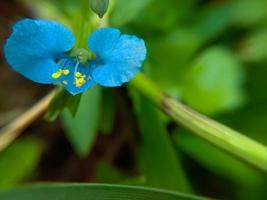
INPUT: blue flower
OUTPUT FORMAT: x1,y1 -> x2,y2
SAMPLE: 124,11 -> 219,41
4,19 -> 147,95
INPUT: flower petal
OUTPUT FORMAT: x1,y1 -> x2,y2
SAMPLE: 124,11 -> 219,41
88,28 -> 121,59
4,18 -> 75,84
56,58 -> 95,95
88,28 -> 147,86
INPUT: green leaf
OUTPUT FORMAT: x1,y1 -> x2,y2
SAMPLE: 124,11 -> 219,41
239,28 -> 267,62
0,184 -> 206,200
99,89 -> 115,135
131,0 -> 197,31
89,0 -> 109,18
217,62 -> 267,148
0,138 -> 43,190
130,91 -> 191,192
44,88 -> 66,121
182,46 -> 245,115
231,0 -> 267,27
193,4 -> 233,43
45,87 -> 82,121
95,162 -> 129,183
110,0 -> 152,26
173,129 -> 263,186
67,94 -> 82,116
147,28 -> 201,98
61,86 -> 102,157
20,0 -> 82,24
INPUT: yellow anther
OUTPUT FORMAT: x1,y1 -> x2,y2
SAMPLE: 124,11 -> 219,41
51,72 -> 62,79
62,69 -> 70,75
52,69 -> 70,79
75,72 -> 83,77
75,77 -> 86,88
77,78 -> 86,84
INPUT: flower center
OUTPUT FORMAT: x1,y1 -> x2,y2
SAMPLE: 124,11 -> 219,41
73,60 -> 88,88
69,48 -> 95,64
51,53 -> 93,88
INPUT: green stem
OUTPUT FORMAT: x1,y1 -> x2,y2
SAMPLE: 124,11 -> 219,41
130,73 -> 267,173
74,0 -> 92,49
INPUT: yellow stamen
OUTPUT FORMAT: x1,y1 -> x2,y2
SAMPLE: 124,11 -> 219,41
51,72 -> 62,79
75,77 -> 86,88
52,69 -> 70,79
62,69 -> 70,75
75,72 -> 83,77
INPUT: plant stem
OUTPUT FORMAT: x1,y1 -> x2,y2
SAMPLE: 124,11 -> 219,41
2,73 -> 267,173
0,90 -> 56,152
74,0 -> 92,49
130,73 -> 267,173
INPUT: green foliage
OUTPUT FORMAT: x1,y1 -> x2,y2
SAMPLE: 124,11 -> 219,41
95,162 -> 129,183
182,47 -> 245,115
131,92 -> 191,192
132,0 -> 197,31
173,129 -> 267,199
45,87 -> 81,121
239,28 -> 267,62
219,62 -> 267,145
89,0 -> 109,18
6,0 -> 267,199
20,0 -> 82,24
147,28 -> 200,98
0,184 -> 205,200
61,86 -> 102,157
0,138 -> 42,190
173,129 -> 263,186
193,3 -> 233,42
99,90 -> 115,135
110,0 -> 152,27
231,0 -> 267,27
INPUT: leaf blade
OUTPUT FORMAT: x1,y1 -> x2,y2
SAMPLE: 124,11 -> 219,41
0,137 -> 43,190
61,86 -> 102,157
130,91 -> 192,192
182,46 -> 245,115
0,184 -> 207,200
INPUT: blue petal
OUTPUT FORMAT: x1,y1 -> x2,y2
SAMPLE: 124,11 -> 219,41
4,18 -> 75,84
88,28 -> 120,59
56,58 -> 95,95
88,28 -> 147,87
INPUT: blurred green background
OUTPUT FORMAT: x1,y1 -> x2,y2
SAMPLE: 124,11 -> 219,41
1,0 -> 267,199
